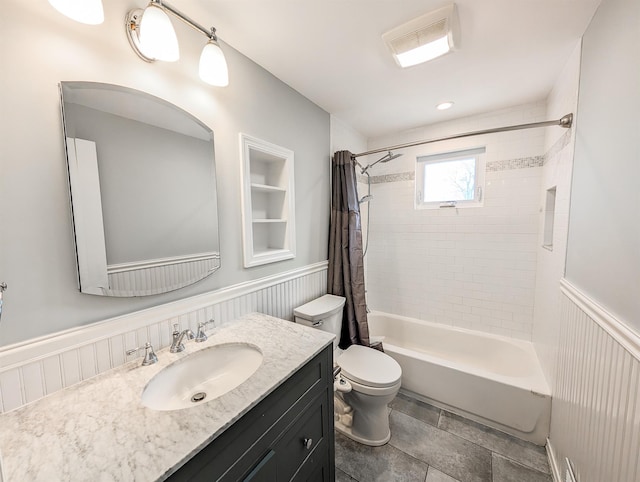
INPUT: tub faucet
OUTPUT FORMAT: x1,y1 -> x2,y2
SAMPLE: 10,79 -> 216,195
170,324 -> 195,353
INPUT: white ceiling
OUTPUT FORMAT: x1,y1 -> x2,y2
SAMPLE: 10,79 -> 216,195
191,0 -> 600,139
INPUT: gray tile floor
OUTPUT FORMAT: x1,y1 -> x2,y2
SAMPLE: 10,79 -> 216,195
335,392 -> 552,482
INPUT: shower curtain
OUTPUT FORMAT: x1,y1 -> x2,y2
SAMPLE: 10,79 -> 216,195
328,150 -> 370,348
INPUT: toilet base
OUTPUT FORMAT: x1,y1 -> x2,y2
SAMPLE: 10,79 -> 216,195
334,419 -> 391,446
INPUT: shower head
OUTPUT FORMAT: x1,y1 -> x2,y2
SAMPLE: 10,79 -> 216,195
360,151 -> 404,174
381,152 -> 403,163
359,194 -> 374,204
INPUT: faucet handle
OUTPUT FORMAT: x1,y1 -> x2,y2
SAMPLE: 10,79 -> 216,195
195,319 -> 215,343
126,342 -> 158,366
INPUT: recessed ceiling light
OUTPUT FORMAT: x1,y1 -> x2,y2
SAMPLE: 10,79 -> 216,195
437,101 -> 454,110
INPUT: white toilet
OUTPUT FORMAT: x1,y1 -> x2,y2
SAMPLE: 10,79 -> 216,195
294,294 -> 402,446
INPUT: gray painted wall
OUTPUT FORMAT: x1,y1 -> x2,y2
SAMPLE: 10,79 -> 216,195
66,103 -> 219,264
565,0 -> 640,330
0,0 -> 330,346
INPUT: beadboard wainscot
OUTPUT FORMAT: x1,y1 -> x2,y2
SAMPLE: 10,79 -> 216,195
546,280 -> 640,482
0,262 -> 328,413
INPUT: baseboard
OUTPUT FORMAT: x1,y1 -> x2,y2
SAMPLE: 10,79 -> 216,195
546,437 -> 563,482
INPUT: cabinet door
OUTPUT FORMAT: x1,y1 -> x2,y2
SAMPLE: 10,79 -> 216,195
167,347 -> 333,482
244,450 -> 277,482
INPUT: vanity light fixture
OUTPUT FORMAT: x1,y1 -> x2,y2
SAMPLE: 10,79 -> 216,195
383,4 -> 459,68
126,0 -> 230,87
137,1 -> 180,61
48,0 -> 104,25
199,33 -> 229,86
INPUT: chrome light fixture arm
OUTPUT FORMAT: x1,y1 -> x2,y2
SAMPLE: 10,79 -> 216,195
126,0 -> 220,62
160,1 -> 213,39
125,9 -> 155,62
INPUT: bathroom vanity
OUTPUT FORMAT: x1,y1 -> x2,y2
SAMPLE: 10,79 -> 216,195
170,345 -> 333,481
0,314 -> 335,481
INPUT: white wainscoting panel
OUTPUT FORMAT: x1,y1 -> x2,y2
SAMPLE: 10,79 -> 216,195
0,262 -> 328,413
548,280 -> 640,482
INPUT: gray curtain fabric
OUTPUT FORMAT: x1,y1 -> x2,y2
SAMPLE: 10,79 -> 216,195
327,150 -> 370,348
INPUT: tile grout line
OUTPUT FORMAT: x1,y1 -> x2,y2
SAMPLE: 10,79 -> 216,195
435,412 -> 552,477
338,398 -> 553,482
385,408 -> 434,479
392,402 -> 552,479
386,408 -> 464,482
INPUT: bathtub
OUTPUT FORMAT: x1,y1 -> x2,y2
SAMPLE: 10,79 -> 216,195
368,311 -> 551,445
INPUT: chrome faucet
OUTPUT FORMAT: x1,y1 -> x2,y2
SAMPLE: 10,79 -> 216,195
195,319 -> 216,343
170,324 -> 195,353
126,342 -> 158,366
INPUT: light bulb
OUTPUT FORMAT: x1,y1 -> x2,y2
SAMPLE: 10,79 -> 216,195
49,0 -> 104,25
139,3 -> 179,62
199,40 -> 229,87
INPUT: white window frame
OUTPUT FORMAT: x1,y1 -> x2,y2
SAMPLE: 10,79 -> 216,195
415,147 -> 486,209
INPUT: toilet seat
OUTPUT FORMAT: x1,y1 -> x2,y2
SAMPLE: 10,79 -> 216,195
341,376 -> 402,397
337,345 -> 402,389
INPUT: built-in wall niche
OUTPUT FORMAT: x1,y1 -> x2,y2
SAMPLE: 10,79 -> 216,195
240,134 -> 296,267
543,186 -> 557,250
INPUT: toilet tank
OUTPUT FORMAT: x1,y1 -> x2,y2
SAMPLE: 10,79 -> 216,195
294,294 -> 346,348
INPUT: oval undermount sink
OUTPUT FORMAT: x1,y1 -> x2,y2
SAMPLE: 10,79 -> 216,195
141,343 -> 263,411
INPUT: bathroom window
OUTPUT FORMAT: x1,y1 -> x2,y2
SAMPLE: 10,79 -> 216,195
415,147 -> 485,209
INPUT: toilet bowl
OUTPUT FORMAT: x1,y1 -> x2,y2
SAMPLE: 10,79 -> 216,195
294,295 -> 402,446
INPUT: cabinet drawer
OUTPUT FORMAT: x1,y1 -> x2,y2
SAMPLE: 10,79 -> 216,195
275,393 -> 330,481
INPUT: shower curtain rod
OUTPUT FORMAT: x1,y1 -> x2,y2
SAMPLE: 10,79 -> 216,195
351,113 -> 573,159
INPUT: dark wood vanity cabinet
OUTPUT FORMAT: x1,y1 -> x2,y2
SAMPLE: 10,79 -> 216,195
167,345 -> 335,482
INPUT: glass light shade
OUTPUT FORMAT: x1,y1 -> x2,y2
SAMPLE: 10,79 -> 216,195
199,40 -> 229,87
395,35 -> 451,68
139,3 -> 179,62
48,0 -> 104,25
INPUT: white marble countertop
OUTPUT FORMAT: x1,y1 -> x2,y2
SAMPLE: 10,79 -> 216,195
0,313 -> 334,482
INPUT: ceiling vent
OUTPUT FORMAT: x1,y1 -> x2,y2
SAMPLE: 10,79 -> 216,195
382,4 -> 459,68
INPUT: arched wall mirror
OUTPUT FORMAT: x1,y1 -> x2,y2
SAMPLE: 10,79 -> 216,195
59,82 -> 221,297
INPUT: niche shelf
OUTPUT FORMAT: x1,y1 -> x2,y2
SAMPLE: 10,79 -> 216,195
240,134 -> 296,267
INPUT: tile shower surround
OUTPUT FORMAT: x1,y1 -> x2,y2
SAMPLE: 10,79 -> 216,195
0,263 -> 328,413
364,129 -> 571,341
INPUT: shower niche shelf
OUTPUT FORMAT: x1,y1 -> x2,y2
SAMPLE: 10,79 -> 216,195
240,133 -> 296,268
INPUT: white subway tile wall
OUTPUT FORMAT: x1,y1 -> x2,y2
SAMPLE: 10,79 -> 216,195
532,43 -> 582,388
364,103 -> 548,340
0,266 -> 327,413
